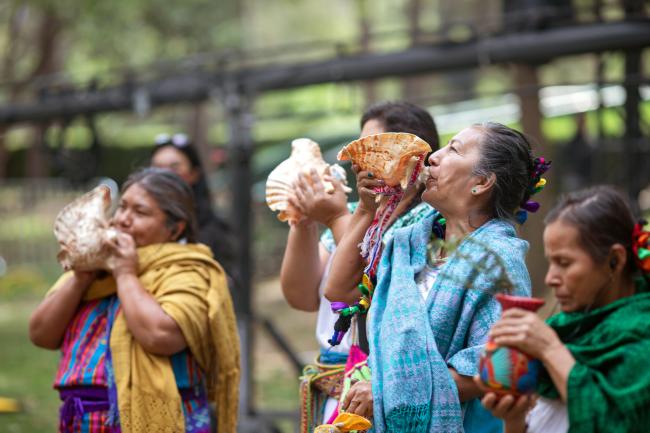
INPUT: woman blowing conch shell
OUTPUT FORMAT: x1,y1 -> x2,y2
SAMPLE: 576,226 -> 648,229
31,168 -> 239,433
277,102 -> 441,433
266,138 -> 350,224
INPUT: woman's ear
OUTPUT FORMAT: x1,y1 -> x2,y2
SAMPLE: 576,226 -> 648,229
172,221 -> 187,241
472,172 -> 496,196
609,244 -> 627,274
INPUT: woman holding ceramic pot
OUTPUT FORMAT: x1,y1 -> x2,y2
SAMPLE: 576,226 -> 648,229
325,122 -> 546,432
480,185 -> 650,433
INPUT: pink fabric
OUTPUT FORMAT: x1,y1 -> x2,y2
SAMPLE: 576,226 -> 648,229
326,345 -> 369,424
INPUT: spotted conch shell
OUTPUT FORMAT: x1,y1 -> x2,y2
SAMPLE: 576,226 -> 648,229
53,185 -> 118,271
266,138 -> 350,224
337,132 -> 432,189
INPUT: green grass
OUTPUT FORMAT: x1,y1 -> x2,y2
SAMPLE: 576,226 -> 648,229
0,300 -> 59,432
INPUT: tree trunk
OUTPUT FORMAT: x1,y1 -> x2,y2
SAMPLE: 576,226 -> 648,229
513,63 -> 552,300
402,0 -> 427,102
356,0 -> 377,105
26,123 -> 50,177
24,8 -> 63,177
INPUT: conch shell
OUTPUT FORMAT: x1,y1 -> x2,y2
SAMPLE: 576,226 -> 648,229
266,138 -> 350,224
337,132 -> 432,188
53,185 -> 118,271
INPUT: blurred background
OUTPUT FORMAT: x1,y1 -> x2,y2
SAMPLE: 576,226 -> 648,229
0,0 -> 648,431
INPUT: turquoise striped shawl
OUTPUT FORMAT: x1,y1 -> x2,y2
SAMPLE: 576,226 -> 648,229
369,212 -> 531,433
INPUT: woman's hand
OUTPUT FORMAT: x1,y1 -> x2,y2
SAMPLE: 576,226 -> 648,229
481,392 -> 531,432
473,375 -> 530,433
490,309 -> 577,402
341,381 -> 373,419
105,232 -> 139,279
353,164 -> 385,215
72,270 -> 98,291
289,168 -> 349,228
489,308 -> 564,361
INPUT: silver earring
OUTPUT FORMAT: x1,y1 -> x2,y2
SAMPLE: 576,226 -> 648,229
471,187 -> 477,194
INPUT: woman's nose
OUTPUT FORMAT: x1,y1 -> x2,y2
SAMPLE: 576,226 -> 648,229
427,150 -> 440,167
544,267 -> 559,288
113,210 -> 130,228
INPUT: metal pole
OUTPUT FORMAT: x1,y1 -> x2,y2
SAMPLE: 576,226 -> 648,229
623,1 -> 645,204
1,21 -> 649,125
224,82 -> 255,418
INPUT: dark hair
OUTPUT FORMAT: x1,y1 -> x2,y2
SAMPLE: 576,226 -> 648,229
471,122 -> 536,221
122,167 -> 198,242
150,137 -> 216,227
360,101 -> 440,151
545,185 -> 637,276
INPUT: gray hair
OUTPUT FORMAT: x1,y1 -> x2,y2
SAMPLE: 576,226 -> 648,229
471,122 -> 535,222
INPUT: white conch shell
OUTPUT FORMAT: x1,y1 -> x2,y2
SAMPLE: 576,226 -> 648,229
337,132 -> 432,188
266,138 -> 351,224
53,185 -> 116,271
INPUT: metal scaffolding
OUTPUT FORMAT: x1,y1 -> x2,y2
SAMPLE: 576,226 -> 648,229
0,7 -> 648,432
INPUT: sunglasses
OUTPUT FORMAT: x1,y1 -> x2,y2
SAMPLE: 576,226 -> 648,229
154,133 -> 190,148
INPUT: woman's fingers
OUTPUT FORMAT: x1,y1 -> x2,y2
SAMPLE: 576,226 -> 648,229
357,179 -> 384,191
513,394 -> 532,413
500,308 -> 533,319
287,194 -> 305,214
293,184 -> 307,205
294,173 -> 310,196
490,323 -> 531,337
104,236 -> 119,251
493,394 -> 516,418
341,386 -> 356,411
308,169 -> 325,194
355,401 -> 372,418
481,392 -> 499,410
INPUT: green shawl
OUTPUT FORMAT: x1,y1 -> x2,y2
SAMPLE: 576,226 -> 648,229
537,279 -> 650,433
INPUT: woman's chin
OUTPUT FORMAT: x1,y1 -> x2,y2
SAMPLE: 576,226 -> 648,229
421,189 -> 438,205
558,301 -> 578,313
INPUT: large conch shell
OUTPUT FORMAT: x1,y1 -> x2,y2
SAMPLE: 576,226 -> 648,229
314,412 -> 372,433
266,138 -> 350,224
53,185 -> 118,271
337,132 -> 432,189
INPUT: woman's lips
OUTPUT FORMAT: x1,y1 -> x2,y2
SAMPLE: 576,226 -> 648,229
555,295 -> 572,305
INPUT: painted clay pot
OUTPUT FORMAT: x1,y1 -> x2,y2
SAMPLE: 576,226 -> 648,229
478,294 -> 545,395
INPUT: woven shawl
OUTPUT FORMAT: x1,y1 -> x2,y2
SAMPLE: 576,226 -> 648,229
369,212 -> 531,433
537,283 -> 650,433
48,243 -> 240,433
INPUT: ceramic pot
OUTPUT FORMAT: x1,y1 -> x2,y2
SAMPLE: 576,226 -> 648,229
478,294 -> 545,395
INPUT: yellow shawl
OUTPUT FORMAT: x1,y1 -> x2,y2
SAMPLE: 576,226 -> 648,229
49,243 -> 240,433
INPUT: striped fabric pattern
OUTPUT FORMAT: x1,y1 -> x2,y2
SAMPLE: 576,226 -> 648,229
55,298 -> 113,387
55,295 -> 210,433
